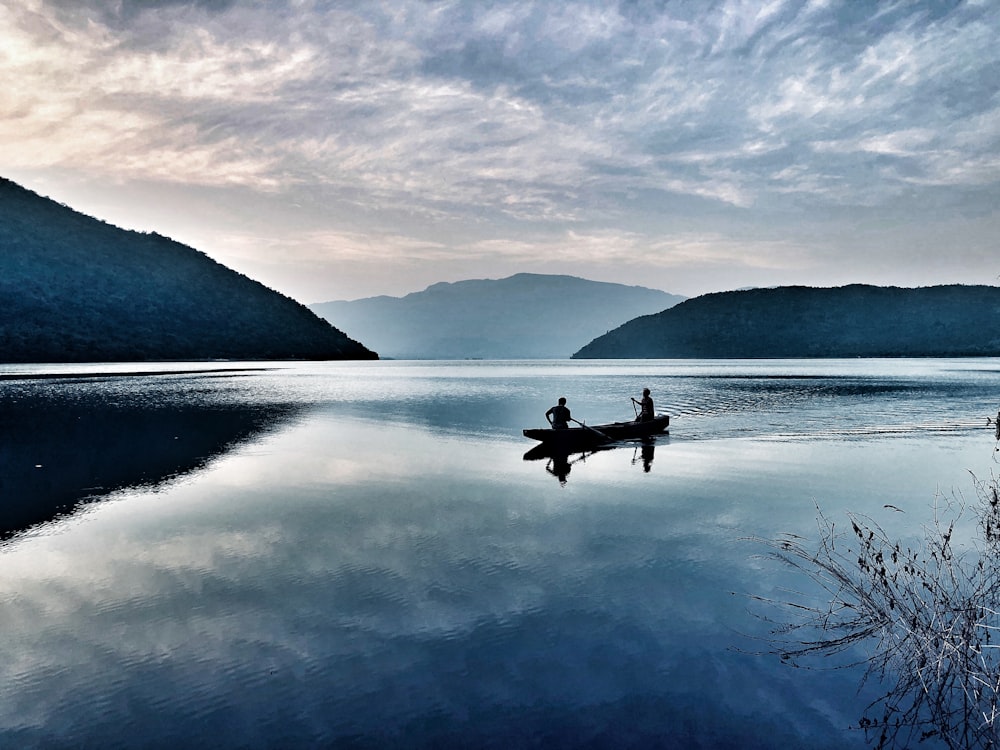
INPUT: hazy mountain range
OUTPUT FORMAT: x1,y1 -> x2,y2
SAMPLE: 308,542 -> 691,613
0,177 -> 375,362
8,173 -> 998,365
574,284 -> 1000,358
311,274 -> 685,359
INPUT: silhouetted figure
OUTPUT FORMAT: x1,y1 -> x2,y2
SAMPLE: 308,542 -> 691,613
632,388 -> 654,422
546,397 -> 571,429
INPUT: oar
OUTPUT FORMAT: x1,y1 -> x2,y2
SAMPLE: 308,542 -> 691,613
630,398 -> 640,419
571,417 -> 611,442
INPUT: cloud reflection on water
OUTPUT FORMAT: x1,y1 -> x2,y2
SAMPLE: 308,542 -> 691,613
0,413 -> 894,748
2,359 -> 999,747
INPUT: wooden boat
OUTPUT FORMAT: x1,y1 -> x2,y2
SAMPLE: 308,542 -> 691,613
523,414 -> 669,451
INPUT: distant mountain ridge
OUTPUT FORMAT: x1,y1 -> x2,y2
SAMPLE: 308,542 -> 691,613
574,284 -> 1000,358
311,274 -> 685,359
0,177 -> 376,362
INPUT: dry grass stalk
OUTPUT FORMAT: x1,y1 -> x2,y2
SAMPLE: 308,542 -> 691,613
749,473 -> 1000,749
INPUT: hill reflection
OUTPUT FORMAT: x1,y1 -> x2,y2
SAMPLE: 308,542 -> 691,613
0,391 -> 300,539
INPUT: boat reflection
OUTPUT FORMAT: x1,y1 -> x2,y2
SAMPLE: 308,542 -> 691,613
523,437 -> 663,484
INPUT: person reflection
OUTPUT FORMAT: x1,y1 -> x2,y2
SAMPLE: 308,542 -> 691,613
642,442 -> 654,471
546,452 -> 572,485
632,441 -> 655,472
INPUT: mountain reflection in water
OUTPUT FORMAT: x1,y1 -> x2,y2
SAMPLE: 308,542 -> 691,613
0,375 -> 300,538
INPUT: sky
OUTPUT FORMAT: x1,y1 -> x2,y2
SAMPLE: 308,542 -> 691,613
1,0 -> 998,304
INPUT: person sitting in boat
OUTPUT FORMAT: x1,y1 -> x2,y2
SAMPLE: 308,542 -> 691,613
632,388 -> 654,422
545,397 -> 571,429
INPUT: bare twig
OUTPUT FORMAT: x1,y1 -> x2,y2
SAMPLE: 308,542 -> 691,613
748,473 -> 1000,749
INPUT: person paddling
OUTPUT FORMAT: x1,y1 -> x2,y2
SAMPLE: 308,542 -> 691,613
632,388 -> 654,422
545,397 -> 571,429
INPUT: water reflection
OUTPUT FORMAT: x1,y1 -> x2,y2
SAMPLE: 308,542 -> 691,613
631,440 -> 656,472
2,361 -> 999,748
0,379 -> 300,539
523,438 -> 661,483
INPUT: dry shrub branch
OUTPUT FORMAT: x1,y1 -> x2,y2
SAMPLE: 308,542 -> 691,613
751,473 -> 1000,749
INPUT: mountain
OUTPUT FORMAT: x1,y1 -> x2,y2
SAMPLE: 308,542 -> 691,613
0,178 -> 376,362
311,274 -> 685,359
573,284 -> 1000,358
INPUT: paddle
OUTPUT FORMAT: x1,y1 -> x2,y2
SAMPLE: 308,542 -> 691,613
571,417 -> 611,441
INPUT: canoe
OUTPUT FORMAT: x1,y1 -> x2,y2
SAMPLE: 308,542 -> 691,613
522,414 -> 669,450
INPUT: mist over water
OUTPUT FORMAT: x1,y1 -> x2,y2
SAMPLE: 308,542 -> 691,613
1,359 -> 998,748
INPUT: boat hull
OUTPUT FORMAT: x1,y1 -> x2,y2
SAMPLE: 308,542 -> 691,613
522,414 -> 669,450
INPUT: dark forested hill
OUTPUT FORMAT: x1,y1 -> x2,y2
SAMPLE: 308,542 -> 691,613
0,178 -> 376,362
310,274 -> 684,359
573,284 -> 1000,358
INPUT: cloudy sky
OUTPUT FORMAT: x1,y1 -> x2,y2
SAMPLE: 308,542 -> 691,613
2,0 -> 998,303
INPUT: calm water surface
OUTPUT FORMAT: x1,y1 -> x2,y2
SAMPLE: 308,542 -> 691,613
1,359 -> 999,748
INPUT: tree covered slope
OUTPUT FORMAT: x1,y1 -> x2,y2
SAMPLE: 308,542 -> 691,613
573,285 -> 1000,358
311,274 -> 684,359
0,178 -> 376,362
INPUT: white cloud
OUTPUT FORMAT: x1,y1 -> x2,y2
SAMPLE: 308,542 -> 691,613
1,0 -> 998,300
466,229 -> 809,272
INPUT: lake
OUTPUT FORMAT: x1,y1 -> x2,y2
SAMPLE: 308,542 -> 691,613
1,359 -> 999,748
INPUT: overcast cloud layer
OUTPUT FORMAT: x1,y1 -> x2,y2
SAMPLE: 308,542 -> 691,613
2,0 -> 998,302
